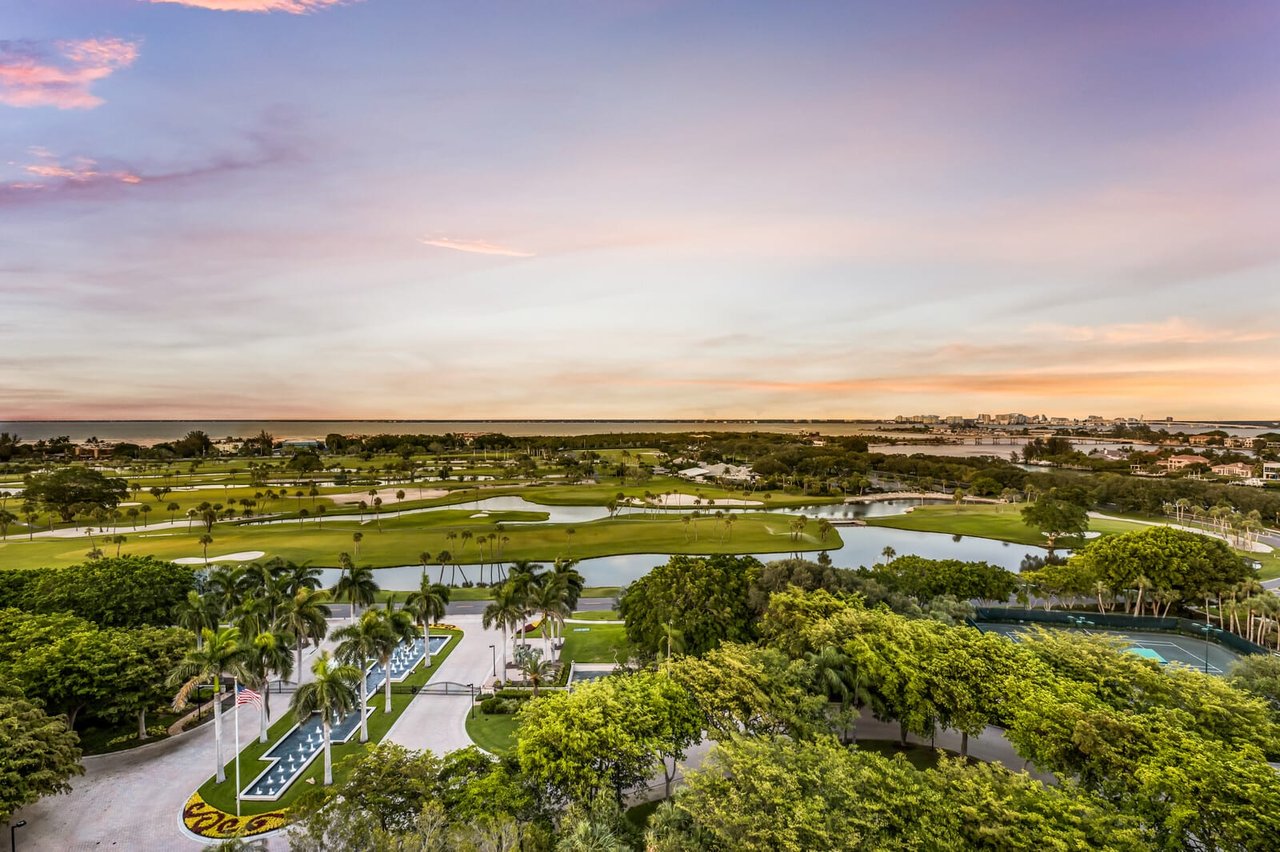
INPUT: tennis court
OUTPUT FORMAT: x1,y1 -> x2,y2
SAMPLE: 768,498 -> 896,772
977,623 -> 1241,675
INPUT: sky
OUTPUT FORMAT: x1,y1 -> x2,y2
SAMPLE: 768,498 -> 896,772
1,0 -> 1278,421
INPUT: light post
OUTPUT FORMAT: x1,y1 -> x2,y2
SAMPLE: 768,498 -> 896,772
11,819 -> 26,851
1197,624 -> 1223,674
488,644 -> 496,678
469,684 -> 475,719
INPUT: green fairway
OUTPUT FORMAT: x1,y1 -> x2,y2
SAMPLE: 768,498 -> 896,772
0,510 -> 840,570
464,709 -> 521,755
569,610 -> 620,620
863,503 -> 1145,547
195,629 -> 460,816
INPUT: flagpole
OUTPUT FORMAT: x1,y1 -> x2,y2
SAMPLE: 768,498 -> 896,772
234,678 -> 242,818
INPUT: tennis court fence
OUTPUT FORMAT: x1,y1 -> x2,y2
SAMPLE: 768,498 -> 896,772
971,607 -> 1271,657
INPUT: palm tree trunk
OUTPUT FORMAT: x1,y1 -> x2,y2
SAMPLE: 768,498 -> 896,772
322,717 -> 333,785
425,622 -> 432,665
358,665 -> 369,743
384,657 -> 393,714
138,708 -> 148,740
213,681 -> 226,783
296,638 -> 303,684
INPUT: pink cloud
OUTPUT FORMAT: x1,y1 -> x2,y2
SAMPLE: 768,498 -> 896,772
0,38 -> 138,109
420,236 -> 536,258
1034,318 -> 1275,346
147,0 -> 356,13
2,149 -> 142,197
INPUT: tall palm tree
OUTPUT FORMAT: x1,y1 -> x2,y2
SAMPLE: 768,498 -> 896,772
272,559 -> 323,599
404,574 -> 449,664
245,631 -> 294,743
168,627 -> 250,783
551,558 -> 585,611
176,591 -> 221,649
332,564 -> 379,623
532,577 -> 570,656
199,533 -> 214,563
290,651 -> 360,785
275,588 -> 331,682
231,595 -> 272,640
332,611 -> 388,743
374,601 -> 417,713
352,531 -> 363,563
483,583 -> 523,678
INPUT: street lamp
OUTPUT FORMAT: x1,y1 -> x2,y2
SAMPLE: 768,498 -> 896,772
11,818 -> 26,851
1197,624 -> 1223,674
488,644 -> 496,678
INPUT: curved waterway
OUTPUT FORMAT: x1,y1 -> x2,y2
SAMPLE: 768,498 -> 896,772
315,519 -> 1052,592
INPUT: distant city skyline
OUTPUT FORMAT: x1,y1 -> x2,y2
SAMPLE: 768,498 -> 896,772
3,1 -> 1278,419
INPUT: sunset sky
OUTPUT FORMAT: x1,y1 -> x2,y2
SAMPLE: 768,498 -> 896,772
3,1 -> 1278,420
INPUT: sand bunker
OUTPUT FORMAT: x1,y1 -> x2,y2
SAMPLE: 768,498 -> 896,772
174,550 -> 266,565
327,487 -> 448,504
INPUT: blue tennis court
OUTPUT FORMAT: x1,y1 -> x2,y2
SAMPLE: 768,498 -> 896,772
977,623 -> 1240,675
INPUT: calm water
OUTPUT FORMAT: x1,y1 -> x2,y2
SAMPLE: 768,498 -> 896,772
315,525 -> 1050,591
0,420 -> 889,443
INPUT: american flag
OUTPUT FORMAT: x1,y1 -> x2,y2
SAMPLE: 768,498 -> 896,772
236,684 -> 263,709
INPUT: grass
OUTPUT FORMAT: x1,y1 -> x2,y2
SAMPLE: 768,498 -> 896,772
195,629 -> 461,816
0,510 -> 841,570
559,622 -> 630,665
569,610 -> 620,621
464,709 -> 521,755
863,503 -> 1146,547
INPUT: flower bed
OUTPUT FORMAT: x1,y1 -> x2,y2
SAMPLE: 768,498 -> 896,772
182,791 -> 288,840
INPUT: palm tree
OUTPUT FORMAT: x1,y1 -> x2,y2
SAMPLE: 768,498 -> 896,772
352,531 -> 363,563
177,591 -> 221,649
483,583 -> 524,678
205,565 -> 243,614
374,601 -> 417,713
290,651 -> 360,785
275,587 -> 331,682
168,627 -> 250,783
167,501 -> 181,523
111,534 -> 127,556
273,559 -> 323,599
808,645 -> 861,744
552,558 -> 585,610
198,533 -> 214,563
532,577 -> 570,656
332,564 -> 379,622
436,550 -> 453,585
332,612 -> 387,743
513,645 -> 554,696
232,595 -> 272,640
245,631 -> 294,743
404,574 -> 449,664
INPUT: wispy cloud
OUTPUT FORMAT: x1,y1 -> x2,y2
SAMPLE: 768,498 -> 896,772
1034,317 -> 1274,346
419,236 -> 535,258
0,38 -> 138,109
147,0 -> 356,13
0,124 -> 303,207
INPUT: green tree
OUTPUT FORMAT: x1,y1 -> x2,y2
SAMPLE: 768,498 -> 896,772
290,651 -> 361,785
1020,492 -> 1090,547
23,467 -> 128,522
618,555 -> 760,657
332,564 -> 379,623
168,626 -> 250,783
332,612 -> 389,742
0,687 -> 84,824
275,587 -> 331,684
404,574 -> 449,664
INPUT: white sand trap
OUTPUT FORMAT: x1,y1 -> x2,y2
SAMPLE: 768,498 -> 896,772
629,494 -> 762,508
470,512 -> 489,518
327,487 -> 448,504
174,550 -> 266,565
119,501 -> 141,506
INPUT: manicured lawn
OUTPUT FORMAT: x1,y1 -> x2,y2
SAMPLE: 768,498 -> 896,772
569,609 -> 620,621
195,629 -> 460,816
0,510 -> 840,570
560,622 -> 630,665
863,503 -> 1144,547
464,709 -> 521,755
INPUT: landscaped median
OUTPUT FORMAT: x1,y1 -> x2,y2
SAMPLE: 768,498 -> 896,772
181,628 -> 461,841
